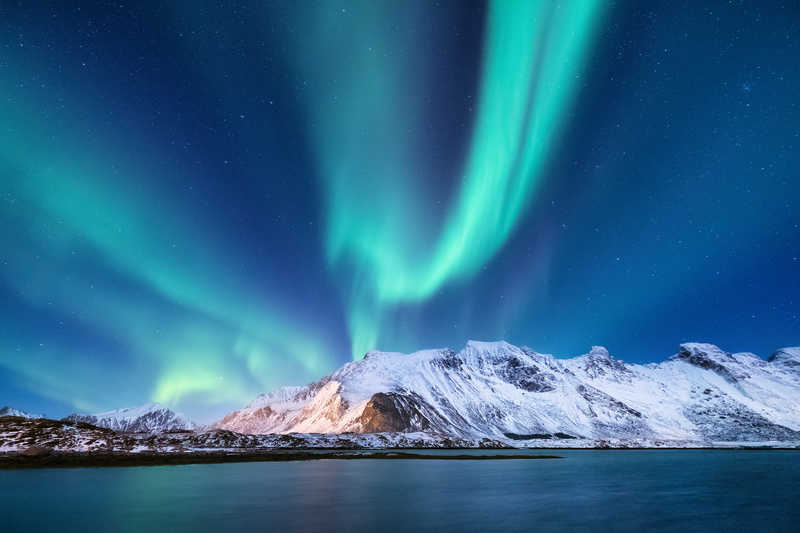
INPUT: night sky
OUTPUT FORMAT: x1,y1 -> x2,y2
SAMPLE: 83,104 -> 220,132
2,1 -> 798,421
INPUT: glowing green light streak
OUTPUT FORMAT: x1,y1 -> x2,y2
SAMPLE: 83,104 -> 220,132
0,69 -> 332,409
300,1 -> 606,356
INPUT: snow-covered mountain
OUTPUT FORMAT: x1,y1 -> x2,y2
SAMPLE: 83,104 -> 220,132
214,341 -> 800,445
63,403 -> 196,433
0,406 -> 44,419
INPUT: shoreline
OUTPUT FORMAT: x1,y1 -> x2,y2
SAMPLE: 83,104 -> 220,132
0,450 -> 561,469
3,447 -> 799,470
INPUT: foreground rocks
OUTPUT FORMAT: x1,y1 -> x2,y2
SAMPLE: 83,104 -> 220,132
0,416 -> 509,456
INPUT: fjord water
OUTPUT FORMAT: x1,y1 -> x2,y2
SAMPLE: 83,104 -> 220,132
2,450 -> 798,532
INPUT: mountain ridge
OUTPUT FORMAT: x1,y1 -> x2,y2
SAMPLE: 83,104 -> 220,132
213,340 -> 800,445
62,402 -> 197,433
0,406 -> 45,419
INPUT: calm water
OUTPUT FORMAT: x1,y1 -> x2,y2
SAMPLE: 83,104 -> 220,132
2,449 -> 798,532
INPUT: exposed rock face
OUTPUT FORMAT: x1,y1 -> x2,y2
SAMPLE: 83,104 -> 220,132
504,432 -> 576,440
213,340 -> 800,445
359,392 -> 433,433
215,406 -> 274,433
578,346 -> 633,380
497,354 -> 556,392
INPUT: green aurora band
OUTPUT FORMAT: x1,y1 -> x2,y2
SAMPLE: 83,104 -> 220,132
297,1 -> 606,357
0,57 -> 332,410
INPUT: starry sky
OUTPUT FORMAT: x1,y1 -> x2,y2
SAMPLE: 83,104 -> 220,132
1,0 -> 798,421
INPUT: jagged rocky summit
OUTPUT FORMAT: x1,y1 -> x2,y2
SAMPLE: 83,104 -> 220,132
214,341 -> 800,446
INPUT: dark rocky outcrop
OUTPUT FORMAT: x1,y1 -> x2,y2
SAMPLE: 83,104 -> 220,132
497,356 -> 557,392
580,346 -> 633,380
359,392 -> 434,433
503,432 -> 577,440
431,349 -> 463,370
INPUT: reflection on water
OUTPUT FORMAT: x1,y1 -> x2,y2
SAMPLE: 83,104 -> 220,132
2,450 -> 798,532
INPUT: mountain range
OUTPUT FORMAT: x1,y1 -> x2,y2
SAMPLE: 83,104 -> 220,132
0,406 -> 44,419
3,341 -> 800,448
213,341 -> 800,445
62,403 -> 197,433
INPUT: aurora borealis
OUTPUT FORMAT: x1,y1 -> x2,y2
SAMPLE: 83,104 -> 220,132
303,0 -> 606,357
1,1 -> 798,421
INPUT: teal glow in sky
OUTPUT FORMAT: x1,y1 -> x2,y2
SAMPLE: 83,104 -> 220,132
298,1 -> 605,357
1,1 -> 798,421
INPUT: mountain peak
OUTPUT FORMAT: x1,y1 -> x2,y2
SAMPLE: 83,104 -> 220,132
587,346 -> 611,358
769,347 -> 800,369
677,342 -> 730,359
673,343 -> 749,383
465,340 -> 515,351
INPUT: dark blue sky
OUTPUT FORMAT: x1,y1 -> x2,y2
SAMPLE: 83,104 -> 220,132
1,1 -> 798,420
